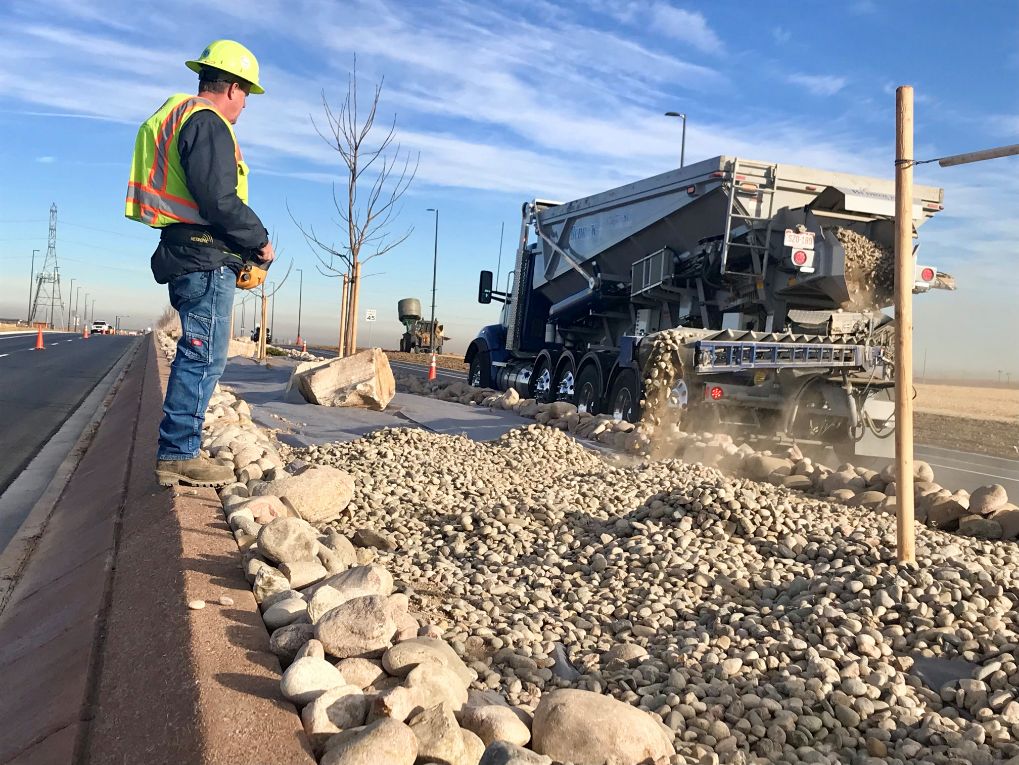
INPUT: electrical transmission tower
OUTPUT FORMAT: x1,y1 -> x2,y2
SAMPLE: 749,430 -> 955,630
29,203 -> 64,328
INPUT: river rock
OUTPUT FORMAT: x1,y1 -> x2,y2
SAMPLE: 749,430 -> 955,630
280,559 -> 329,589
744,454 -> 794,481
304,564 -> 394,600
382,637 -> 474,684
302,684 -> 369,753
531,689 -> 675,764
229,494 -> 290,525
270,623 -> 316,664
479,741 -> 552,765
352,528 -> 397,551
316,594 -> 399,659
406,662 -> 470,714
928,498 -> 969,530
321,528 -> 359,567
252,564 -> 291,605
969,484 -> 1008,515
460,704 -> 531,747
257,517 -> 319,565
255,464 -> 356,524
263,597 -> 309,630
335,657 -> 387,690
280,655 -> 346,706
408,703 -> 465,765
320,719 -> 418,765
958,514 -> 1004,540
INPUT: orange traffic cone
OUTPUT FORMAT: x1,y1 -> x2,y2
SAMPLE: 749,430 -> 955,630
34,328 -> 45,350
82,324 -> 90,339
302,339 -> 308,353
427,352 -> 437,381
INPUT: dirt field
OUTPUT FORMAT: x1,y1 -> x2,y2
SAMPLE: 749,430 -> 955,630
914,382 -> 1019,423
384,350 -> 467,371
913,382 -> 1018,458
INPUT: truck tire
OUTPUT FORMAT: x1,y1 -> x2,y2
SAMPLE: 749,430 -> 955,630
608,369 -> 641,423
529,352 -> 557,404
468,351 -> 492,388
575,364 -> 604,414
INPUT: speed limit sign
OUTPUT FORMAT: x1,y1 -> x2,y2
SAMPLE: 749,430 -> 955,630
365,309 -> 377,322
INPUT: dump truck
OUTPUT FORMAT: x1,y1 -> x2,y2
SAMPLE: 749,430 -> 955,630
466,156 -> 954,458
398,298 -> 446,354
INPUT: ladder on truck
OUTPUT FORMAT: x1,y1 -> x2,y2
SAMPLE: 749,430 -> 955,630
719,158 -> 780,279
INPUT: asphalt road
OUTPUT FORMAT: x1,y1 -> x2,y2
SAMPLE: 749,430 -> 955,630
0,332 -> 136,495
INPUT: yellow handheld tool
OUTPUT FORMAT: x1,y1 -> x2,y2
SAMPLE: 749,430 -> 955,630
236,263 -> 267,290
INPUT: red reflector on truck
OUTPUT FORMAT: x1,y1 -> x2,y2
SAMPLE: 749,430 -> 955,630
792,250 -> 809,266
921,267 -> 935,281
709,386 -> 724,400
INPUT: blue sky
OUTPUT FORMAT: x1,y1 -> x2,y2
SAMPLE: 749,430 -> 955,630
0,0 -> 1017,378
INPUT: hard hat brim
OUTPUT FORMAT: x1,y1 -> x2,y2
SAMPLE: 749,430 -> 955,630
185,59 -> 265,94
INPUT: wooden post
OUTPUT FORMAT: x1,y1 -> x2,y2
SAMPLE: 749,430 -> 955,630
349,261 -> 362,355
894,86 -> 916,564
339,272 -> 349,357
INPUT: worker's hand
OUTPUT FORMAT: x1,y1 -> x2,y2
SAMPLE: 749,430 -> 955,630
256,240 -> 275,265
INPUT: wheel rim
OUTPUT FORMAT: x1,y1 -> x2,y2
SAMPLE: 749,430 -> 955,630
533,366 -> 552,401
470,365 -> 481,387
577,381 -> 598,413
556,370 -> 575,400
612,387 -> 633,421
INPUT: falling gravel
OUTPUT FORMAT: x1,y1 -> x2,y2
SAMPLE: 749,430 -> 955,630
835,227 -> 895,310
291,425 -> 1019,765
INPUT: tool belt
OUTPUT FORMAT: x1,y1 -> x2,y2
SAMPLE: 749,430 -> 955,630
160,224 -> 244,256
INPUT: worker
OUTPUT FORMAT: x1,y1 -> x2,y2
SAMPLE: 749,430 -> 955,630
126,40 -> 274,488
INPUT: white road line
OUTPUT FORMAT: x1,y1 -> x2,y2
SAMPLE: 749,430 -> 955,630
917,445 -> 1019,467
916,452 -> 1019,473
926,462 -> 1019,482
0,354 -> 8,358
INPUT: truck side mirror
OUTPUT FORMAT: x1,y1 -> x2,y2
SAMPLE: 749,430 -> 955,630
478,270 -> 493,304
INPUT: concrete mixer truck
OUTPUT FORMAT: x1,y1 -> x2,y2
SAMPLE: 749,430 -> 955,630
465,156 -> 954,459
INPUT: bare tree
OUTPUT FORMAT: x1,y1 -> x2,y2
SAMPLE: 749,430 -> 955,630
292,57 -> 418,356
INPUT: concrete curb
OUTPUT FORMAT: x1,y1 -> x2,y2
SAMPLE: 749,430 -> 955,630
0,335 -> 315,764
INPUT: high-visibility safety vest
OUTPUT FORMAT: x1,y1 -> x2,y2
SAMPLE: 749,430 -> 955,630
125,94 -> 249,228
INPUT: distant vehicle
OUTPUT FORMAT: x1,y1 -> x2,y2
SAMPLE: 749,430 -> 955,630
251,325 -> 272,343
91,320 -> 113,335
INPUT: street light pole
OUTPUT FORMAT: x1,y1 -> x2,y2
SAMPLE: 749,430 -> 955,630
74,286 -> 82,331
664,111 -> 687,168
91,299 -> 95,326
426,208 -> 439,354
67,278 -> 75,331
296,268 -> 304,343
271,281 -> 276,340
27,249 -> 38,323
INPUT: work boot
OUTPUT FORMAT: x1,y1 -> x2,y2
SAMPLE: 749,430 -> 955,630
155,457 -> 235,488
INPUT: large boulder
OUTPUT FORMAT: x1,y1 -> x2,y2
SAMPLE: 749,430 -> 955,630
254,465 -> 355,524
407,703 -> 465,765
744,454 -> 794,482
531,689 -> 675,765
969,484 -> 1008,515
288,348 -> 396,411
927,498 -> 969,531
302,685 -> 369,754
459,704 -> 531,747
382,637 -> 474,684
316,594 -> 400,659
257,517 -> 319,565
320,719 -> 418,765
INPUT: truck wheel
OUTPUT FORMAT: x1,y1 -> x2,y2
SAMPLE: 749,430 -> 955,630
575,365 -> 604,414
468,351 -> 492,388
530,354 -> 556,403
608,369 -> 641,423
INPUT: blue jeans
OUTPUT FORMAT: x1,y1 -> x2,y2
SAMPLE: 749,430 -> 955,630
158,268 -> 235,460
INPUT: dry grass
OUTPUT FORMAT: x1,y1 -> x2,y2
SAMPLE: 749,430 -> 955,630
0,322 -> 31,332
914,382 -> 1019,424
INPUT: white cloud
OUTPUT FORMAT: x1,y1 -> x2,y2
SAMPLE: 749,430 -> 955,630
35,155 -> 55,163
648,4 -> 724,54
772,27 -> 792,44
787,73 -> 848,96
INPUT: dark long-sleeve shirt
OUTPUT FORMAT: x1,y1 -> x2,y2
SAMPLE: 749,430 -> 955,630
150,110 -> 268,283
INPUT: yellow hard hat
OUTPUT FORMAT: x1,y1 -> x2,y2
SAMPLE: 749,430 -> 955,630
186,40 -> 264,94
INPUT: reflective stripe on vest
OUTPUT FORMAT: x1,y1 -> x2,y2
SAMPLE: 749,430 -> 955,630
126,95 -> 245,228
